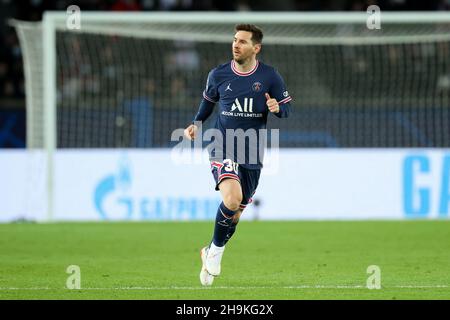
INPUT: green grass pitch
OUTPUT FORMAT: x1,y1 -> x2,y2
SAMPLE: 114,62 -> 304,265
0,221 -> 449,300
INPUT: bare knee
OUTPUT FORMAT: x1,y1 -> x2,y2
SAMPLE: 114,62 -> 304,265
219,179 -> 243,212
223,194 -> 242,212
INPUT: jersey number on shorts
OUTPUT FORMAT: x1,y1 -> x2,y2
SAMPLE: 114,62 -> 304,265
223,159 -> 239,175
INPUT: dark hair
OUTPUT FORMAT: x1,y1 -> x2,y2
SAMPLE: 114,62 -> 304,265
235,24 -> 263,44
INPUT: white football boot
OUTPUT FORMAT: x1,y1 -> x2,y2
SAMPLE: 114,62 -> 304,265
205,242 -> 225,276
200,247 -> 214,286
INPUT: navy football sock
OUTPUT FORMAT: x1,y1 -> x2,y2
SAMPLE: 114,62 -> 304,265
212,202 -> 235,247
223,221 -> 238,245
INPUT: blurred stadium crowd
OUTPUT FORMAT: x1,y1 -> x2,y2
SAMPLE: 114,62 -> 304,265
0,0 -> 449,148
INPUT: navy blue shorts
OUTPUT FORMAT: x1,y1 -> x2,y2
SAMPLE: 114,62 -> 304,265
210,159 -> 261,211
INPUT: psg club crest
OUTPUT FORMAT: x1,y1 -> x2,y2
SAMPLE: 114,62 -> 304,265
252,82 -> 262,92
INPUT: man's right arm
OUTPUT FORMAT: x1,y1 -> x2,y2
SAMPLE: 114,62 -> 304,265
185,69 -> 218,140
193,98 -> 215,123
185,98 -> 215,140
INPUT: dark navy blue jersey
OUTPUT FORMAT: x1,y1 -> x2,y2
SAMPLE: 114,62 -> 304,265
194,60 -> 292,170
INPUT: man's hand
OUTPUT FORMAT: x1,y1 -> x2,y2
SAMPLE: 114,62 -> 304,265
184,124 -> 198,141
265,93 -> 280,113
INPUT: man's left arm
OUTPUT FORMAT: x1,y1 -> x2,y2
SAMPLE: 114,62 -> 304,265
268,69 -> 292,118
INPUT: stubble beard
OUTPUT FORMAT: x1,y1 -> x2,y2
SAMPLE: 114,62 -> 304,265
233,54 -> 250,65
